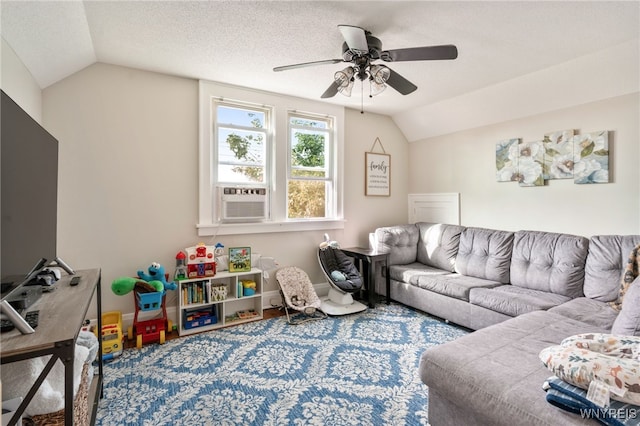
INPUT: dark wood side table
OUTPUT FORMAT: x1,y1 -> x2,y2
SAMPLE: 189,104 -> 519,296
340,247 -> 390,308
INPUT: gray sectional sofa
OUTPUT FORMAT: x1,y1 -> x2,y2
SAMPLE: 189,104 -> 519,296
373,222 -> 640,426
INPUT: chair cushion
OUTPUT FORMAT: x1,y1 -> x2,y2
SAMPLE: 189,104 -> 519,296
318,248 -> 362,292
455,227 -> 514,283
416,222 -> 465,272
510,230 -> 588,298
276,266 -> 322,311
584,235 -> 640,302
469,285 -> 570,317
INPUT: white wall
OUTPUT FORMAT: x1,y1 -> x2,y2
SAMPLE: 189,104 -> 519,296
42,63 -> 409,316
1,37 -> 42,122
395,39 -> 640,142
408,93 -> 640,236
343,108 -> 410,247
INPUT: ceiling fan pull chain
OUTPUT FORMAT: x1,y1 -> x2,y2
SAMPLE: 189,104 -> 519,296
361,80 -> 364,114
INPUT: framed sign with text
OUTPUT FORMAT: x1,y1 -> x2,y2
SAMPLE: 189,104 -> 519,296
365,151 -> 391,196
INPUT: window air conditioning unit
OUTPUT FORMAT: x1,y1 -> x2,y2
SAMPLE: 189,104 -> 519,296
219,187 -> 268,222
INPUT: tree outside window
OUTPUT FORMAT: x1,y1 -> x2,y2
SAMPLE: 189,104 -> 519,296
288,115 -> 332,219
217,105 -> 267,184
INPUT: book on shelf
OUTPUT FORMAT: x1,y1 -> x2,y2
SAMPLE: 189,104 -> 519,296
181,280 -> 209,305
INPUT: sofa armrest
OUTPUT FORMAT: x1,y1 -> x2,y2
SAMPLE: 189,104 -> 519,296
375,224 -> 419,265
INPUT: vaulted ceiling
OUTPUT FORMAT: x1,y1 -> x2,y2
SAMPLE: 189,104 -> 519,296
2,1 -> 638,128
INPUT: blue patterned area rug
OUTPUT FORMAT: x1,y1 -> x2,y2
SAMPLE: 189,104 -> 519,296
96,303 -> 467,425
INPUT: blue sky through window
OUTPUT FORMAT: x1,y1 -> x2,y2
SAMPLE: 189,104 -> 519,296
218,106 -> 264,128
216,105 -> 267,184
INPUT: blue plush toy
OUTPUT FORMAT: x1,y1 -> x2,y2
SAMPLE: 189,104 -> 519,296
137,262 -> 177,291
331,270 -> 347,282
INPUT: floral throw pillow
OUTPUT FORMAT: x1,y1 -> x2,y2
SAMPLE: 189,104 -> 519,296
539,333 -> 640,405
609,244 -> 640,312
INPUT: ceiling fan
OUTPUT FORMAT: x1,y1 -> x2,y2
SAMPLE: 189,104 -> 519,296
273,25 -> 458,101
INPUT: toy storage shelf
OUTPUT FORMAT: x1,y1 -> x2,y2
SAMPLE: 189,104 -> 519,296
177,268 -> 262,336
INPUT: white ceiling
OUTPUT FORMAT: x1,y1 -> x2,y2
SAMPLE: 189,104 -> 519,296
1,1 -> 638,117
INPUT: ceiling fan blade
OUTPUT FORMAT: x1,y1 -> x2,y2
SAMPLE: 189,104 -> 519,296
385,68 -> 418,95
381,44 -> 458,62
338,25 -> 368,53
321,81 -> 340,99
274,59 -> 343,72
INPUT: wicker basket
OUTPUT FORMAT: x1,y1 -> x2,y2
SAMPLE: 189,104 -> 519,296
30,361 -> 90,426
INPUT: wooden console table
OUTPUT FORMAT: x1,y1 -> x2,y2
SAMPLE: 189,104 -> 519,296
1,269 -> 103,425
340,247 -> 390,307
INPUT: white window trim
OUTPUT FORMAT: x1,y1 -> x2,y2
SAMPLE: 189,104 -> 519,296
198,80 -> 345,236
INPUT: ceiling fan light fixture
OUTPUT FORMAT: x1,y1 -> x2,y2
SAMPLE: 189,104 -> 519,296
338,79 -> 354,97
369,64 -> 390,84
335,67 -> 355,97
369,79 -> 386,97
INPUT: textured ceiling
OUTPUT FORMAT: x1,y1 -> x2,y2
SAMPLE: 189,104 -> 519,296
1,1 -> 638,116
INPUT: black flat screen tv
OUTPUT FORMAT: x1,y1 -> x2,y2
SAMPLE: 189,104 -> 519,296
1,90 -> 58,288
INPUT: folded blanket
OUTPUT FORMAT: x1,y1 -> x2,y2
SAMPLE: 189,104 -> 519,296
545,376 -> 640,426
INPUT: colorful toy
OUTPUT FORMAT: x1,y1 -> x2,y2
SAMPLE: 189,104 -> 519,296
185,243 -> 216,278
98,311 -> 124,360
174,251 -> 188,281
110,267 -> 175,349
137,262 -> 177,291
331,270 -> 347,281
127,293 -> 173,349
241,279 -> 257,296
111,276 -> 164,295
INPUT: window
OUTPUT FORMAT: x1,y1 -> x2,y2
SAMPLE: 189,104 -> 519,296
216,103 -> 269,185
198,80 -> 345,236
288,113 -> 333,219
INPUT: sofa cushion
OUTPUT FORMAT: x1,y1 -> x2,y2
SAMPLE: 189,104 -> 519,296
549,297 -> 619,330
415,222 -> 464,272
416,273 -> 502,302
454,227 -> 514,283
584,235 -> 640,302
375,224 -> 419,265
469,285 -> 570,317
611,276 -> 640,336
419,311 -> 610,426
510,230 -> 588,298
388,263 -> 449,286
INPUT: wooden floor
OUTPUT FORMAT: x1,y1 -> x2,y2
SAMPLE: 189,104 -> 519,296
124,307 -> 285,348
